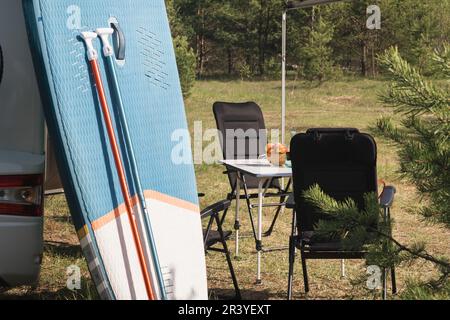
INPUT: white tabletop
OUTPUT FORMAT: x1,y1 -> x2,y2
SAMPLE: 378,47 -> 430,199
220,159 -> 292,178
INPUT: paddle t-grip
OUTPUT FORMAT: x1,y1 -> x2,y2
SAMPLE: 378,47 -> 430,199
96,28 -> 115,57
80,31 -> 98,61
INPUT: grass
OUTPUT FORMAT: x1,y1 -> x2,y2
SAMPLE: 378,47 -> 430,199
1,78 -> 449,300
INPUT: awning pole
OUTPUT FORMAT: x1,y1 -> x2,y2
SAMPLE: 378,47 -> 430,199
282,10 -> 287,146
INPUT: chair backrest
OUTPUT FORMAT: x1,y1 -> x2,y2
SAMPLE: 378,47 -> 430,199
213,101 -> 267,160
290,128 -> 378,233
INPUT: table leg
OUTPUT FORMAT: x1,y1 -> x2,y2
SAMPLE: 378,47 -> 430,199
341,260 -> 346,278
256,179 -> 265,285
235,174 -> 241,258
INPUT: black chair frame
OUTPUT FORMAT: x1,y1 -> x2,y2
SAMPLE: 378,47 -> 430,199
201,199 -> 241,299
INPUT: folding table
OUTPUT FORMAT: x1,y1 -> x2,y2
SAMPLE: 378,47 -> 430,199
220,159 -> 292,284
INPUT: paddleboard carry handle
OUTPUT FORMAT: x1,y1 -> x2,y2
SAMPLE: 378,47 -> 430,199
80,31 -> 156,300
111,22 -> 126,60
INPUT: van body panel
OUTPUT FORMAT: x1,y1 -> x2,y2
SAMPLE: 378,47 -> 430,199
0,215 -> 43,286
0,0 -> 45,288
0,150 -> 44,175
0,0 -> 44,155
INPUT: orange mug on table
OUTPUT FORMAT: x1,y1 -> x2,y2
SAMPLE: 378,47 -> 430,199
266,143 -> 288,166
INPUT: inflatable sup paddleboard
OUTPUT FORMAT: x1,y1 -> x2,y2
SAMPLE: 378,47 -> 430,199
23,0 -> 207,300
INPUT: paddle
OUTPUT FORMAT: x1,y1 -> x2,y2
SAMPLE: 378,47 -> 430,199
80,31 -> 155,300
96,27 -> 167,300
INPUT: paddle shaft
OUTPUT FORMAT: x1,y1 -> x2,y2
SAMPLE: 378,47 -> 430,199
90,59 -> 155,300
104,55 -> 167,300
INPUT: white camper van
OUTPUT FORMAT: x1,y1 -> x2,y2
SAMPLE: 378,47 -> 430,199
0,0 -> 46,288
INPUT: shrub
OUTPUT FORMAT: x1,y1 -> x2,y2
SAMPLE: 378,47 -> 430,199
173,36 -> 196,98
237,61 -> 252,81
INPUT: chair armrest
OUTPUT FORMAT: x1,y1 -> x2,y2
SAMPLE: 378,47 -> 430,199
286,193 -> 295,209
379,186 -> 396,208
201,199 -> 231,219
299,231 -> 314,245
223,169 -> 237,174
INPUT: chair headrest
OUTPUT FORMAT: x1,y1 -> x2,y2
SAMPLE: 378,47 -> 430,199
306,128 -> 360,142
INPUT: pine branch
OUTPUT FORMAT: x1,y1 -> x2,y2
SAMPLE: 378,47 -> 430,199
372,228 -> 450,271
376,48 -> 450,228
375,117 -> 407,143
304,185 -> 450,274
378,47 -> 449,122
433,44 -> 450,79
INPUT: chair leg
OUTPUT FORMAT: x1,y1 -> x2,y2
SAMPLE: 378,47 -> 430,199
203,216 -> 214,248
241,175 -> 258,240
220,176 -> 238,226
386,208 -> 397,295
287,235 -> 296,300
381,207 -> 395,299
219,205 -> 230,229
263,199 -> 284,237
215,215 -> 241,299
220,188 -> 236,226
301,252 -> 309,293
223,241 -> 241,300
264,179 -> 291,237
391,266 -> 397,295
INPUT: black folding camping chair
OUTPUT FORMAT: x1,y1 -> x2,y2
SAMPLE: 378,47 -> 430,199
286,128 -> 397,300
213,101 -> 291,243
201,198 -> 241,299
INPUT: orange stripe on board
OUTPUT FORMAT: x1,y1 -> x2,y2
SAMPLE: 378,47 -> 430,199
91,190 -> 199,231
91,196 -> 139,231
144,190 -> 199,213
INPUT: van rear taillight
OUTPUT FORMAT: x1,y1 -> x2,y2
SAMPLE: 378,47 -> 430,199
0,175 -> 43,217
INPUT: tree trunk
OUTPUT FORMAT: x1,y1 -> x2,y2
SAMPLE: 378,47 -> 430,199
361,42 -> 368,77
371,32 -> 379,77
196,7 -> 206,78
371,44 -> 376,78
257,0 -> 265,76
196,33 -> 205,78
261,4 -> 272,76
227,48 -> 233,75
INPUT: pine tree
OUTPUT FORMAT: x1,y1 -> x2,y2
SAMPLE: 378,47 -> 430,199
299,14 -> 335,82
377,46 -> 449,227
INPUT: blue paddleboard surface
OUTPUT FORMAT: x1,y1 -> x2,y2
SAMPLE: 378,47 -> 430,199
23,0 -> 207,299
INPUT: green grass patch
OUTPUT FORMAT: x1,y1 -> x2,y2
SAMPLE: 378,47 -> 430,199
1,79 -> 448,300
